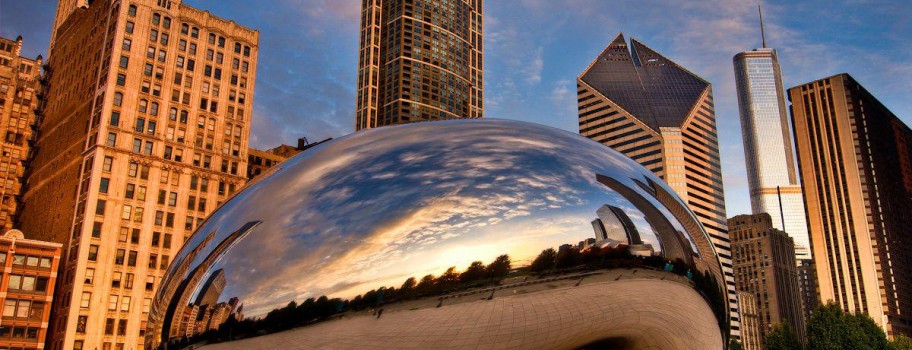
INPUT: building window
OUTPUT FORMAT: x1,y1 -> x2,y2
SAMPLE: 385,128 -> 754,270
76,316 -> 87,333
109,111 -> 120,127
80,292 -> 91,308
85,268 -> 95,284
99,178 -> 110,193
121,297 -> 131,312
92,222 -> 102,238
88,245 -> 99,261
117,319 -> 127,336
96,200 -> 106,216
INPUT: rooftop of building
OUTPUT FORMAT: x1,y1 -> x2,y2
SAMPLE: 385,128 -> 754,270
579,33 -> 710,131
0,229 -> 63,250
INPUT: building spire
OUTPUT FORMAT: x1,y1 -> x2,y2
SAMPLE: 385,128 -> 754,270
758,5 -> 767,48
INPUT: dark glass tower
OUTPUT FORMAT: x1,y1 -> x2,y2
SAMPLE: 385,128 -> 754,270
356,0 -> 483,131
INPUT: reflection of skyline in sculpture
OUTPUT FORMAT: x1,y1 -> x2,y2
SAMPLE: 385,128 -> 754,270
593,205 -> 642,245
147,120 -> 729,349
196,269 -> 226,308
597,174 -> 692,266
151,221 -> 261,345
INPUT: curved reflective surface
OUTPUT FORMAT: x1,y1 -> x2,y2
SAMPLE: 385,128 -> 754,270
147,119 -> 728,349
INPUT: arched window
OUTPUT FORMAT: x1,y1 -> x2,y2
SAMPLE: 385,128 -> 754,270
150,102 -> 159,116
128,5 -> 137,16
113,92 -> 123,106
152,13 -> 161,25
169,107 -> 178,121
139,99 -> 148,113
162,17 -> 171,29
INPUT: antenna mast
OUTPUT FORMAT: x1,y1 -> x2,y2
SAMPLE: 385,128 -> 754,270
759,5 -> 767,48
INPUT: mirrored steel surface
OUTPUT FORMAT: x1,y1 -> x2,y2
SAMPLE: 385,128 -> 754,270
147,119 -> 728,349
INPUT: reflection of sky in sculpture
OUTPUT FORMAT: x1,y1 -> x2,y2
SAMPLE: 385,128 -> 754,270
166,119 -> 712,319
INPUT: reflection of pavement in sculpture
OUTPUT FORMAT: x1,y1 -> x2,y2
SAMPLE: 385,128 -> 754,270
201,272 -> 720,350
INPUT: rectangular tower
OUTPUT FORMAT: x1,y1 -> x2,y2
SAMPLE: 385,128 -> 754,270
733,48 -> 810,260
577,33 -> 740,339
790,73 -> 912,338
355,0 -> 484,131
0,36 -> 42,232
19,1 -> 259,349
729,213 -> 806,345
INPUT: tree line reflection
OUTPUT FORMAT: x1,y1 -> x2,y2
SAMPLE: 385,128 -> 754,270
163,239 -> 723,349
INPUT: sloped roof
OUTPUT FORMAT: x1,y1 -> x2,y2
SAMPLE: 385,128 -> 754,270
580,33 -> 710,130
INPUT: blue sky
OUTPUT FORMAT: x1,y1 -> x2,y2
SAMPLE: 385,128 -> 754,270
1,0 -> 910,216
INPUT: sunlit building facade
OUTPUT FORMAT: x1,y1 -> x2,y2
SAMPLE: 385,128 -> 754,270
577,33 -> 740,339
733,48 -> 810,262
729,213 -> 806,345
0,36 -> 41,232
0,229 -> 62,350
355,0 -> 484,131
19,1 -> 258,349
789,73 -> 912,338
738,291 -> 762,350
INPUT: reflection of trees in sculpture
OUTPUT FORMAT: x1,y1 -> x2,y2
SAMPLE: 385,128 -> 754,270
177,236 -> 726,349
173,255 -> 514,347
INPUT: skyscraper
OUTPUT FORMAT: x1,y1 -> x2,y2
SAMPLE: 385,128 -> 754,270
355,0 -> 484,131
733,45 -> 810,261
19,1 -> 258,349
577,33 -> 739,339
0,36 -> 42,232
729,214 -> 806,345
790,73 -> 912,338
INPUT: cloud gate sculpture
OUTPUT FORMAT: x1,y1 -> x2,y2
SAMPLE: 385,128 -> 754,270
147,119 -> 728,349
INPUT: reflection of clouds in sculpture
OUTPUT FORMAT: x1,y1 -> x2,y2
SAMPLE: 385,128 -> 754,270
151,119 -> 725,345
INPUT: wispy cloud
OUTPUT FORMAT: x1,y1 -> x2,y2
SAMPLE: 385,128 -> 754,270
3,0 -> 909,217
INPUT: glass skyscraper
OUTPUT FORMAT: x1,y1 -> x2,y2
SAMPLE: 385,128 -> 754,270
733,48 -> 811,261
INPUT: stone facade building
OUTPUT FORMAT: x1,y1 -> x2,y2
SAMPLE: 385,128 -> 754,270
19,1 -> 258,349
0,36 -> 42,232
0,229 -> 62,350
729,213 -> 806,345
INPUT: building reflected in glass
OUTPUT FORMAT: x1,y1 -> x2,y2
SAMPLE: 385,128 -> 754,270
147,120 -> 729,349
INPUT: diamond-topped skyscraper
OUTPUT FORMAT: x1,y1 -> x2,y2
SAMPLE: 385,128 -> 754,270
577,33 -> 740,340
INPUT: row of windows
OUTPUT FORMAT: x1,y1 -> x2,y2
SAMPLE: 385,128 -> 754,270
0,252 -> 53,269
7,274 -> 50,293
3,299 -> 45,321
